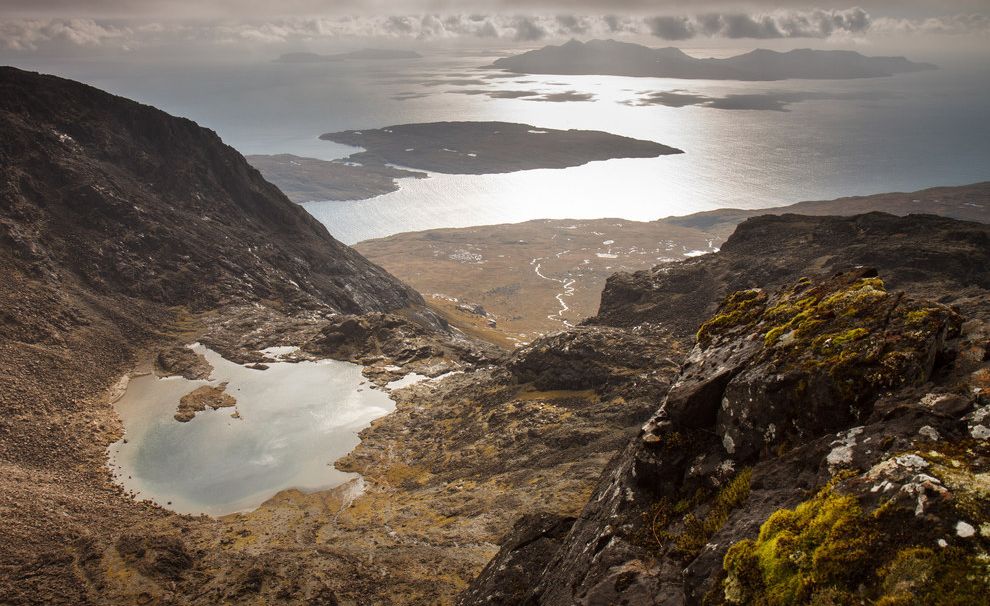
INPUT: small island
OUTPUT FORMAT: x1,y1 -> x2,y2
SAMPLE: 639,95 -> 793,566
490,39 -> 935,81
246,153 -> 427,202
319,121 -> 682,175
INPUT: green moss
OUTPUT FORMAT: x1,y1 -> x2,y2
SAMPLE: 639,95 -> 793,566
697,289 -> 768,347
674,469 -> 753,560
878,547 -> 990,606
820,277 -> 887,318
723,465 -> 990,606
645,470 -> 753,562
723,483 -> 877,605
904,308 -> 938,328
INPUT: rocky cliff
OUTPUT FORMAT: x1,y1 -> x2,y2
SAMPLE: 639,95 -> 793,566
462,214 -> 990,605
590,212 -> 990,338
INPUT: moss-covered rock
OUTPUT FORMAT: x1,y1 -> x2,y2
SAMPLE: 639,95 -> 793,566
709,269 -> 961,461
723,445 -> 990,606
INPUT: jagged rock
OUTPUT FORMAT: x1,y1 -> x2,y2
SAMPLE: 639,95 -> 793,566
456,302 -> 488,317
456,513 -> 575,606
466,270 -> 988,606
304,311 -> 502,370
507,325 -> 683,395
676,269 -> 961,461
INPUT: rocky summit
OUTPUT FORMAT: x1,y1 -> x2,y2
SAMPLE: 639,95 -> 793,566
462,268 -> 990,604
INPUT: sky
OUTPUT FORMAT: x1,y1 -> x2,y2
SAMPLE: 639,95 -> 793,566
1,1 -> 987,58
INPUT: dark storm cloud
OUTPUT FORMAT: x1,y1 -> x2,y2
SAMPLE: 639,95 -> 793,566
555,15 -> 588,34
646,16 -> 694,40
721,14 -> 784,38
646,8 -> 878,40
512,16 -> 546,41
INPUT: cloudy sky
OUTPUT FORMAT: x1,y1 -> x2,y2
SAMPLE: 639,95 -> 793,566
1,1 -> 987,55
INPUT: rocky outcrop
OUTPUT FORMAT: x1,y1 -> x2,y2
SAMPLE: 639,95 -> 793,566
508,325 -> 683,398
155,345 -> 213,380
590,212 -> 990,338
302,311 -> 503,382
463,269 -> 989,605
456,513 -> 576,606
174,383 -> 237,422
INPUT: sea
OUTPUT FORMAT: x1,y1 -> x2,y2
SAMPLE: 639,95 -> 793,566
9,48 -> 990,244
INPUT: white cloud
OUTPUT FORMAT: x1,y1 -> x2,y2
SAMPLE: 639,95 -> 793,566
0,9 -> 986,52
0,18 -> 130,50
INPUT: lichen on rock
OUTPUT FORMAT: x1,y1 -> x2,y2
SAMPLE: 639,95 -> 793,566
698,268 -> 962,461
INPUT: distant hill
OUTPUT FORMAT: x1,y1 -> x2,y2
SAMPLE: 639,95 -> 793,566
275,49 -> 422,63
491,39 -> 936,80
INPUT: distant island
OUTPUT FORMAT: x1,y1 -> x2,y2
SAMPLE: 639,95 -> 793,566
275,49 -> 422,63
490,39 -> 936,81
319,121 -> 682,175
246,154 -> 427,202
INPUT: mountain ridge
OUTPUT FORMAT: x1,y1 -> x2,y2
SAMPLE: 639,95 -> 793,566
491,39 -> 936,80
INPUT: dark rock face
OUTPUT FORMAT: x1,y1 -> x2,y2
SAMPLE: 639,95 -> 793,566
508,326 -> 683,395
463,267 -> 990,606
689,269 -> 960,461
302,312 -> 504,383
456,513 -> 575,606
590,212 -> 990,338
0,66 -> 421,314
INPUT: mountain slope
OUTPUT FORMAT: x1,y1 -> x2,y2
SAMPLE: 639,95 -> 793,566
0,66 -> 426,605
0,66 -> 421,313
